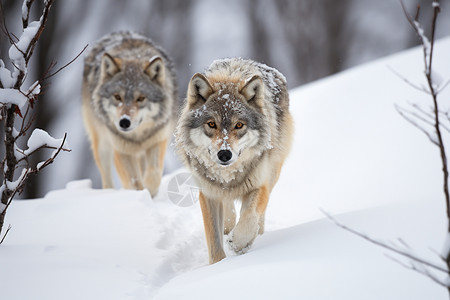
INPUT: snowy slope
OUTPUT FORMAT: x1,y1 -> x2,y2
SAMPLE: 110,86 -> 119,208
1,37 -> 450,300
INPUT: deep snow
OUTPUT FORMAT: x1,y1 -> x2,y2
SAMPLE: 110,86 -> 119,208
1,37 -> 450,299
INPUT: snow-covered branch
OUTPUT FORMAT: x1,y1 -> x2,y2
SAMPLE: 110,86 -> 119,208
0,0 -> 74,245
0,131 -> 69,213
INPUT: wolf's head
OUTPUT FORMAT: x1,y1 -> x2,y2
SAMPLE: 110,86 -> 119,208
93,53 -> 167,133
178,73 -> 272,174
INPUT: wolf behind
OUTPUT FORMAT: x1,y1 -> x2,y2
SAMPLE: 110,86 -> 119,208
82,31 -> 178,196
176,58 -> 293,264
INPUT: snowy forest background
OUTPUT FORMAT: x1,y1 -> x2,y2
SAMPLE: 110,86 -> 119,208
1,0 -> 450,199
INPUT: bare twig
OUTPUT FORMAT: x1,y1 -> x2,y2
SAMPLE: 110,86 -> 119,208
322,209 -> 448,274
0,2 -> 16,45
438,79 -> 450,94
387,65 -> 430,94
398,103 -> 450,134
0,224 -> 12,245
21,0 -> 35,28
428,2 -> 440,75
387,254 -> 449,287
44,44 -> 88,80
399,105 -> 435,127
395,104 -> 438,145
24,0 -> 54,64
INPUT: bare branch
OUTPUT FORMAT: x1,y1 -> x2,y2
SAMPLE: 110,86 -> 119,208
44,44 -> 88,80
395,104 -> 438,146
400,104 -> 435,127
387,65 -> 430,94
428,1 -> 440,77
387,254 -> 449,287
322,209 -> 449,274
2,168 -> 31,214
0,224 -> 12,245
0,2 -> 16,46
24,0 -> 54,64
438,79 -> 450,94
400,1 -> 418,32
413,5 -> 420,21
21,0 -> 35,29
399,103 -> 450,134
16,104 -> 37,140
413,103 -> 435,119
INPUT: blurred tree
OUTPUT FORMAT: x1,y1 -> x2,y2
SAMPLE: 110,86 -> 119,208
0,0 -> 21,162
247,0 -> 273,68
147,0 -> 194,91
246,0 -> 353,87
23,0 -> 60,199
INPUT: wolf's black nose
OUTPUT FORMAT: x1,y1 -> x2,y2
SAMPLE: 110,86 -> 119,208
218,150 -> 232,163
119,118 -> 131,129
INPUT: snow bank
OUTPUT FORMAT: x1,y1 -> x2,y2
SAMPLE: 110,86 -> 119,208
268,37 -> 450,228
155,200 -> 446,300
0,177 -> 205,299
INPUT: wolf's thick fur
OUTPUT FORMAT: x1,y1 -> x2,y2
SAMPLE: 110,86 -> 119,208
176,58 -> 293,264
82,31 -> 177,196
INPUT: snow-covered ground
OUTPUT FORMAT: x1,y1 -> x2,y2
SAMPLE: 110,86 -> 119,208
1,37 -> 450,299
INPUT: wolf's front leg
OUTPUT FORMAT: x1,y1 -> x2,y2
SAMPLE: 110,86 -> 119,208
223,200 -> 236,235
114,151 -> 144,190
143,140 -> 167,197
227,185 -> 269,254
92,135 -> 114,189
199,192 -> 226,264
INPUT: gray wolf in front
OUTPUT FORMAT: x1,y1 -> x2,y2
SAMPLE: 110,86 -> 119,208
82,31 -> 178,196
176,58 -> 294,264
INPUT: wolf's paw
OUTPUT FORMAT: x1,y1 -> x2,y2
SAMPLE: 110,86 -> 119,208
226,224 -> 259,254
226,232 -> 251,254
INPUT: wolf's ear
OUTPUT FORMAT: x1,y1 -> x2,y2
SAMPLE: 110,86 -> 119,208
240,75 -> 264,107
145,56 -> 165,85
187,73 -> 213,107
100,53 -> 121,79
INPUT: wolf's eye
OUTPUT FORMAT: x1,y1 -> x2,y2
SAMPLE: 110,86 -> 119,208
235,122 -> 244,129
207,121 -> 216,129
114,94 -> 122,101
136,96 -> 145,102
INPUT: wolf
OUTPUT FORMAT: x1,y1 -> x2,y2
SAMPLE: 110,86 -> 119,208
82,31 -> 178,196
176,58 -> 294,264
